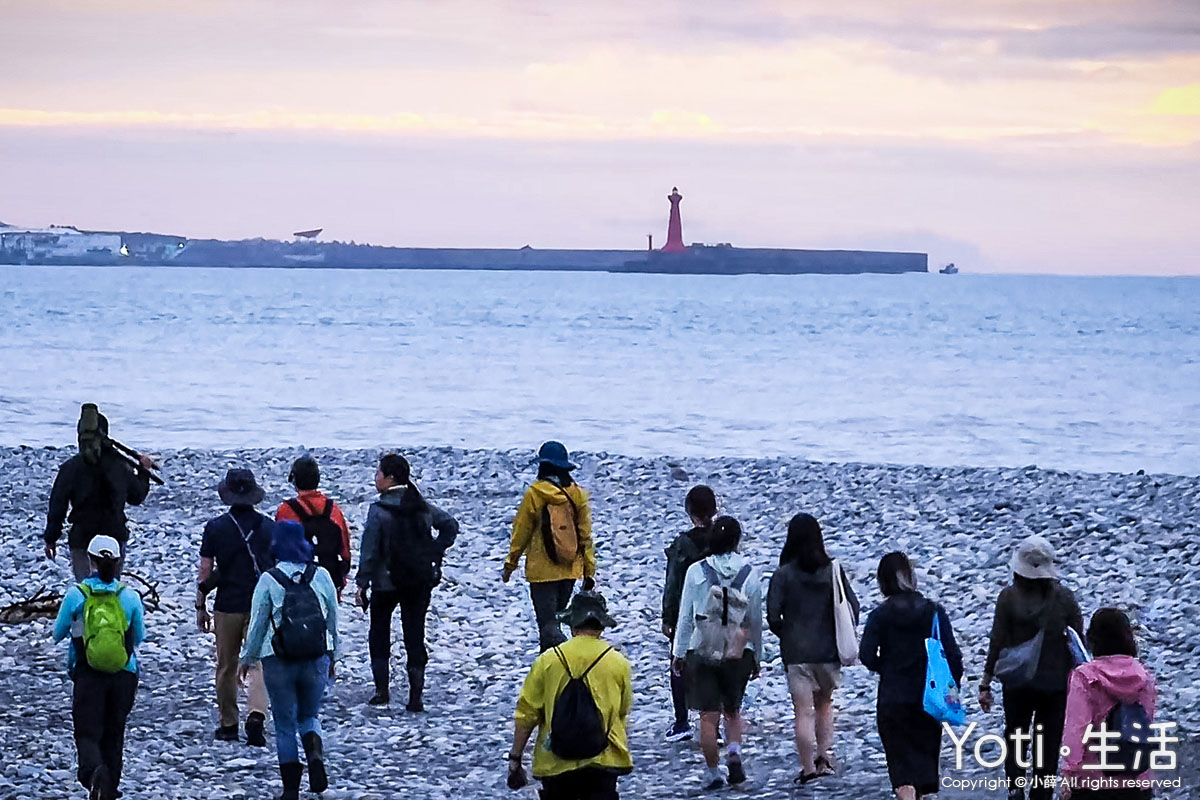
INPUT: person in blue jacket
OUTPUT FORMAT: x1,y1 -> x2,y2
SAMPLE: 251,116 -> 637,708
240,520 -> 341,800
51,534 -> 146,800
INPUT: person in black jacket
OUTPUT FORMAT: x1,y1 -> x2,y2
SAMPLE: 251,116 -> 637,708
767,513 -> 859,786
43,411 -> 155,580
859,552 -> 963,800
661,485 -> 716,742
356,453 -> 459,710
979,535 -> 1083,800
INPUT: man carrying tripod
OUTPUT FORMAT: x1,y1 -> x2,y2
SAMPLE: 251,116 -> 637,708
43,404 -> 161,580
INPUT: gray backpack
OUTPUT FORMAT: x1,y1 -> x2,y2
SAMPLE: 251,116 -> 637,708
692,560 -> 753,663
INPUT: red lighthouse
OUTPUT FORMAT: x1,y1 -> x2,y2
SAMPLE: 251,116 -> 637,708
662,187 -> 686,253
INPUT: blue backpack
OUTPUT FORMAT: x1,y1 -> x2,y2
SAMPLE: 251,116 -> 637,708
923,610 -> 965,725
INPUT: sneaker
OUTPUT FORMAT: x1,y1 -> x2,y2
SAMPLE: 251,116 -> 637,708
726,756 -> 747,786
665,721 -> 693,742
213,725 -> 239,742
244,712 -> 266,747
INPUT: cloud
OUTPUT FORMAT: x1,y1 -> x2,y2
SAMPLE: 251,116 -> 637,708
1,0 -> 1198,274
1152,84 -> 1200,115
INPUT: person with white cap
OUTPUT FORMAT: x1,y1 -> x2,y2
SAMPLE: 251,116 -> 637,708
979,534 -> 1084,800
50,534 -> 146,800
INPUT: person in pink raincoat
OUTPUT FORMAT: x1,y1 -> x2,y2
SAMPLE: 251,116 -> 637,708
1060,608 -> 1156,800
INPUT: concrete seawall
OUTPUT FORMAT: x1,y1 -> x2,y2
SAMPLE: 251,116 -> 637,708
4,238 -> 929,274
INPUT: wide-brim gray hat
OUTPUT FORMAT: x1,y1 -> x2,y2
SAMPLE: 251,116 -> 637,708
556,590 -> 617,629
218,468 -> 265,506
1011,534 -> 1057,580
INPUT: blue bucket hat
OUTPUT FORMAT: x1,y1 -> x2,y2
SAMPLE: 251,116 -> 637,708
537,441 -> 576,471
271,520 -> 313,564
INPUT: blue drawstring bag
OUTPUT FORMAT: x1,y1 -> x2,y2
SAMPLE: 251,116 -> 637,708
923,612 -> 966,726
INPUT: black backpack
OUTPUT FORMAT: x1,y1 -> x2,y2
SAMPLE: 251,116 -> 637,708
268,565 -> 328,662
548,646 -> 613,760
381,492 -> 442,589
1106,701 -> 1155,775
286,498 -> 345,581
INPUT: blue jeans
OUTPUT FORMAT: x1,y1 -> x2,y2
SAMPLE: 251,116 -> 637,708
261,655 -> 327,763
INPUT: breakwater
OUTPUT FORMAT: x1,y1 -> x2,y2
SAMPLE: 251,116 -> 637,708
2,233 -> 927,274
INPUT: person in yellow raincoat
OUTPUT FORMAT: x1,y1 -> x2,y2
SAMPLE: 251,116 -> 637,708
503,441 -> 596,651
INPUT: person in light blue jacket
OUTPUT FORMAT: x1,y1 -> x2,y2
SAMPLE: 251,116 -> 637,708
240,520 -> 340,800
51,534 -> 146,800
672,516 -> 763,792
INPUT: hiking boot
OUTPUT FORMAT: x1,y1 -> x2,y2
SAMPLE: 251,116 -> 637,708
244,712 -> 266,747
213,725 -> 239,742
370,657 -> 389,704
664,721 -> 693,742
726,756 -> 747,786
302,731 -> 328,793
89,764 -> 111,800
277,761 -> 303,800
406,666 -> 425,713
701,776 -> 725,792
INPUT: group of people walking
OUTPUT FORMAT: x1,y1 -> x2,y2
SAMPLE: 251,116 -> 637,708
41,413 -> 1162,800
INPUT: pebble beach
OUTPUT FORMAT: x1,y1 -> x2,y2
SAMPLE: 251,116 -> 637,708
1,445 -> 1196,799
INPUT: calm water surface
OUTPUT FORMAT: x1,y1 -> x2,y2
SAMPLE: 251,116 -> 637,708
1,266 -> 1196,474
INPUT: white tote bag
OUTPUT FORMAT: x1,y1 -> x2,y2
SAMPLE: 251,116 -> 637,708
831,560 -> 859,666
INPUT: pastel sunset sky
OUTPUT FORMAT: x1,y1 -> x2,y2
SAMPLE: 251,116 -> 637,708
2,0 -> 1198,273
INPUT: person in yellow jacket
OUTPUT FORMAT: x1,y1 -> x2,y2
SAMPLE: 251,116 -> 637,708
506,591 -> 633,799
502,441 -> 596,652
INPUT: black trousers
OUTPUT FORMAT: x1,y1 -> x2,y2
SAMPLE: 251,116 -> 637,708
1002,687 -> 1067,800
529,579 -> 574,652
669,655 -> 689,726
876,703 -> 942,795
539,768 -> 620,800
369,585 -> 432,675
73,663 -> 138,793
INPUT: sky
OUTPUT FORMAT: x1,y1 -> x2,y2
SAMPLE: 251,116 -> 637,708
1,0 -> 1198,274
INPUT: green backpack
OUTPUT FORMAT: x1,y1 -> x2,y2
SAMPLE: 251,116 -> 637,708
79,583 -> 131,672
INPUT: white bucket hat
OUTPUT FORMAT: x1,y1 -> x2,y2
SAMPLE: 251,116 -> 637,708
87,535 -> 121,560
1010,535 -> 1057,580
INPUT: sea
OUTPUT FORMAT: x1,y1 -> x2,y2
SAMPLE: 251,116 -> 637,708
0,266 -> 1196,475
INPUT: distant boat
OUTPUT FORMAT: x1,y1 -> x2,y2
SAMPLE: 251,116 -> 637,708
939,262 -> 958,274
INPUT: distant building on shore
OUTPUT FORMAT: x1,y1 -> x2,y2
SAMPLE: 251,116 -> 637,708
0,225 -> 122,264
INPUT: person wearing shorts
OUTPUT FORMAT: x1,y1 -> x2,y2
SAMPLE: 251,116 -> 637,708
767,513 -> 859,786
673,516 -> 763,792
